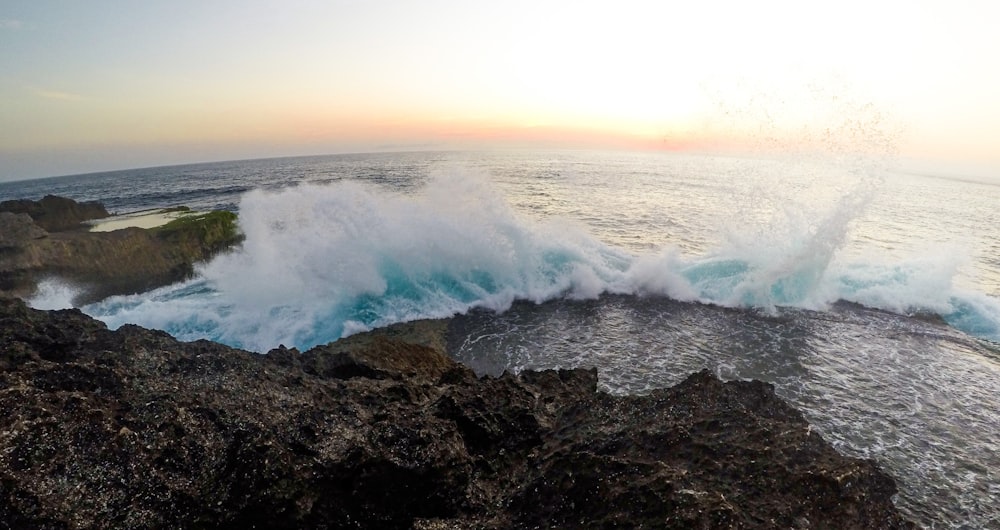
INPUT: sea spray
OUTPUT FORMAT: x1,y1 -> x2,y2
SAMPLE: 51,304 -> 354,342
614,169 -> 877,311
733,185 -> 875,308
27,278 -> 82,310
15,150 -> 1000,527
80,164 -> 1000,350
90,173 -> 631,351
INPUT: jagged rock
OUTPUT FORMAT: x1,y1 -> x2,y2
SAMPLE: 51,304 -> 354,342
0,213 -> 47,248
0,195 -> 109,232
0,299 -> 915,529
0,197 -> 241,304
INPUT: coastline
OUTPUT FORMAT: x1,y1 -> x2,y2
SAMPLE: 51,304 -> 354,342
0,196 -> 241,305
0,194 -> 918,527
0,298 -> 916,528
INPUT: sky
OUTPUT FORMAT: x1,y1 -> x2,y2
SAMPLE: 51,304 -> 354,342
1,0 -> 999,181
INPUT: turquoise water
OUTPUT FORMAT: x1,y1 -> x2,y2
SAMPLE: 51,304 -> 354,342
4,150 -> 1000,527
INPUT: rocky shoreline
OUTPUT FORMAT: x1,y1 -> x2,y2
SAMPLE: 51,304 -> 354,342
0,298 -> 915,528
0,196 -> 241,305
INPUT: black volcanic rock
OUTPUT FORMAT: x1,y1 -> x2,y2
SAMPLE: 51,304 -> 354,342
0,299 -> 915,529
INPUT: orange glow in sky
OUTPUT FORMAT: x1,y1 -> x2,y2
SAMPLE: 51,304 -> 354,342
1,0 -> 999,180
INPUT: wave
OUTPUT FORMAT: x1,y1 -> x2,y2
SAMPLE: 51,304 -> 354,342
32,172 -> 1000,351
73,173 -> 631,351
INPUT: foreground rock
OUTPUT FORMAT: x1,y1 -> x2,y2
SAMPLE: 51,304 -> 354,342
0,299 -> 914,529
0,196 -> 241,304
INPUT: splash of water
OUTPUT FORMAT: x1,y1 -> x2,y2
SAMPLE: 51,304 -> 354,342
87,173 -> 631,351
27,279 -> 82,311
75,169 -> 1000,351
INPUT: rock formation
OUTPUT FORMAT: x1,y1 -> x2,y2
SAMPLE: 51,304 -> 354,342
0,195 -> 109,232
0,197 -> 241,305
0,298 -> 915,529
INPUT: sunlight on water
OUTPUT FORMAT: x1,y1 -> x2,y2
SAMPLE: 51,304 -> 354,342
68,153 -> 1000,352
8,150 -> 1000,527
449,297 -> 1000,528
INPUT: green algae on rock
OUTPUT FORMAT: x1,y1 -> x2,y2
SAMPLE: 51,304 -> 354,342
0,196 -> 242,305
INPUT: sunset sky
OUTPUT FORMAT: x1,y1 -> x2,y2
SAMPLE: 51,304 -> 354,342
1,0 -> 998,181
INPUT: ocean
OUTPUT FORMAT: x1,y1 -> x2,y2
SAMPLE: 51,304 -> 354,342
2,150 -> 998,527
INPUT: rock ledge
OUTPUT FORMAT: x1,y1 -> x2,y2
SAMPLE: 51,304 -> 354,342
0,196 -> 241,304
0,299 -> 915,528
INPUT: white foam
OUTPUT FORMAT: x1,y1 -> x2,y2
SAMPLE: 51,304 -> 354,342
80,166 -> 1000,350
28,278 -> 80,310
829,250 -> 965,316
619,249 -> 699,301
85,172 -> 632,351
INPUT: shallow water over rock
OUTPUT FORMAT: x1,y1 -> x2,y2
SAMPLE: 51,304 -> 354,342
448,296 -> 1000,528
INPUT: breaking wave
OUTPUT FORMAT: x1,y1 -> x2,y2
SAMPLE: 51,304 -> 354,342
36,172 -> 997,351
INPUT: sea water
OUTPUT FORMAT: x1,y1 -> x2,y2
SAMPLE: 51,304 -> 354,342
2,150 -> 998,527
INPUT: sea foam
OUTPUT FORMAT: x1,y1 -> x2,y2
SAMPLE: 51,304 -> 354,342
28,278 -> 82,311
88,172 -> 630,351
83,171 -> 1000,350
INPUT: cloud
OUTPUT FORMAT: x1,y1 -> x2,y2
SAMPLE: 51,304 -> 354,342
0,19 -> 23,30
33,89 -> 86,101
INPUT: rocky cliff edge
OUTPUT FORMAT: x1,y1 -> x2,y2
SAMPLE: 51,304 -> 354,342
0,196 -> 241,305
0,299 -> 915,529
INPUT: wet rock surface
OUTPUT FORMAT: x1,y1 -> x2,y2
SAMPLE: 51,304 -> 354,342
0,298 -> 915,529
